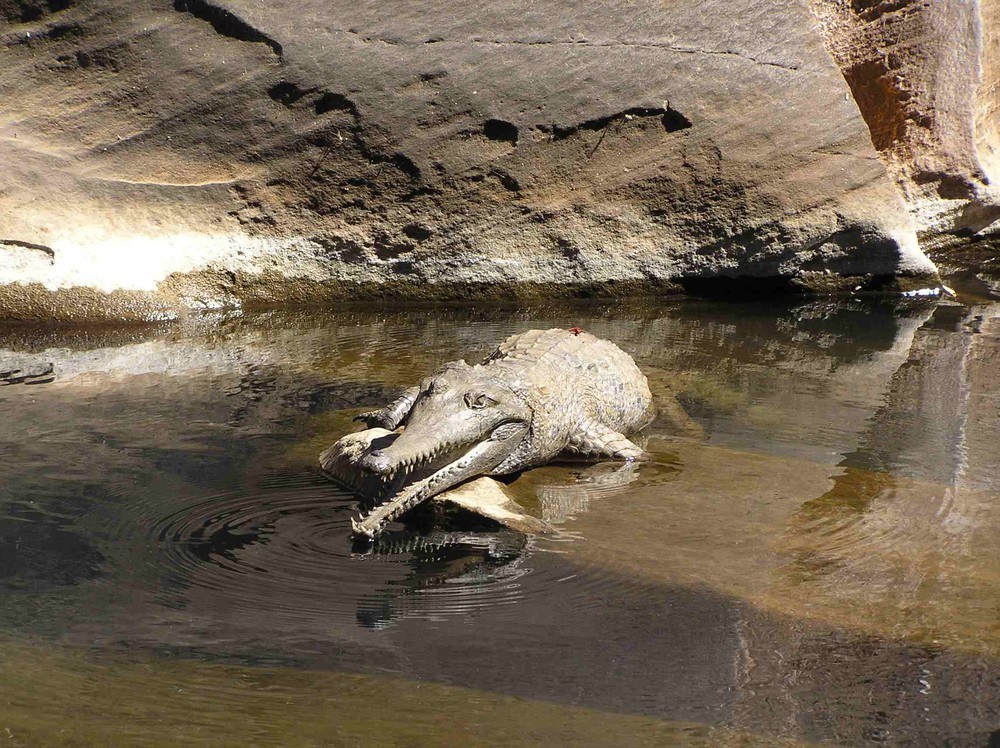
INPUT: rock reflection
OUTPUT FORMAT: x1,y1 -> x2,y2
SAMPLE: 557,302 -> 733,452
774,302 -> 1000,654
731,609 -> 999,746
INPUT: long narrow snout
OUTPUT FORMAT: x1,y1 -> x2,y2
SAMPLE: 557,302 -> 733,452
358,416 -> 473,480
351,423 -> 528,540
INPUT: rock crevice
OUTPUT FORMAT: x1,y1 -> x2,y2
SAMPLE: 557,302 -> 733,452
172,0 -> 282,57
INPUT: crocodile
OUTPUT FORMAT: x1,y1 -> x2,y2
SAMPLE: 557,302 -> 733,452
329,328 -> 656,540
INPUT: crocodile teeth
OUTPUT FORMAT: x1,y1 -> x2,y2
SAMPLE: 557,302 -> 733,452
352,515 -> 374,539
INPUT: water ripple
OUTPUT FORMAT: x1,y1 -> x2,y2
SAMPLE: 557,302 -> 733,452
139,471 -> 523,629
131,458 -> 681,634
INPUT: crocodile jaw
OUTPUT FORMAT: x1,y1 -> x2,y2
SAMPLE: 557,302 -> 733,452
351,425 -> 527,540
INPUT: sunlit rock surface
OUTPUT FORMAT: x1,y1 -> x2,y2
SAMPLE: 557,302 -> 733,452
0,0 -> 946,320
810,0 -> 1000,252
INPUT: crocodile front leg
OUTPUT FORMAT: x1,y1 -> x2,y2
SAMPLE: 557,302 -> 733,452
568,421 -> 645,461
353,386 -> 420,430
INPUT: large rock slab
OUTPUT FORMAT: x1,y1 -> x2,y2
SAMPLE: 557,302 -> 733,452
0,0 -> 936,320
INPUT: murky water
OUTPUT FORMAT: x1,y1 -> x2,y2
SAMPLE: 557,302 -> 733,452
1,294 -> 998,746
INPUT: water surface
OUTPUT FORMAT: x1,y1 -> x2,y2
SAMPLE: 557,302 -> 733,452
1,296 -> 998,746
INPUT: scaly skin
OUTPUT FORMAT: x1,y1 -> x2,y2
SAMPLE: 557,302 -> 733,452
345,328 -> 656,539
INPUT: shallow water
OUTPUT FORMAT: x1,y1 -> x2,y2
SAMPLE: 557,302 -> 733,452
1,296 -> 998,746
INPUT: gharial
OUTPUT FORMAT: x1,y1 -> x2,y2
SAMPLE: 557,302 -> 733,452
321,328 -> 657,541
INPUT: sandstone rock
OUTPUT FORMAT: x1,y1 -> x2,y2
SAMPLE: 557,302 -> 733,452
0,0 -> 937,320
809,0 -> 1000,244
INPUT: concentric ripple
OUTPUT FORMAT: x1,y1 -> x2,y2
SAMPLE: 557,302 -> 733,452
132,457 -> 679,636
139,471 -> 540,630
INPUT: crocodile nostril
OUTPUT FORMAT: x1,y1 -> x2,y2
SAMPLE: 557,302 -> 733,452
361,450 -> 390,474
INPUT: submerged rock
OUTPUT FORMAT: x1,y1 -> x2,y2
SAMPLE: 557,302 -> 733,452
5,0 -> 993,320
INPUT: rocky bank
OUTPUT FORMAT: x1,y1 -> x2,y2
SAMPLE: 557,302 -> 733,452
1,0 -> 996,320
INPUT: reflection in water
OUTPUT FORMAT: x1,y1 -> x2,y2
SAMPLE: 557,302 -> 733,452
355,530 -> 530,630
512,457 -> 682,526
147,470 -> 535,631
775,302 -> 1000,658
0,297 -> 998,744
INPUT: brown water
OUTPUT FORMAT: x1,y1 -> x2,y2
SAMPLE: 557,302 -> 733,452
0,295 -> 998,746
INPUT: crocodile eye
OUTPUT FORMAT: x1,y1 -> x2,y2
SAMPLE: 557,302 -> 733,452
465,392 -> 496,409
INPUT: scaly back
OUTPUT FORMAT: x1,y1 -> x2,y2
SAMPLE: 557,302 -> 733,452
483,328 -> 654,434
